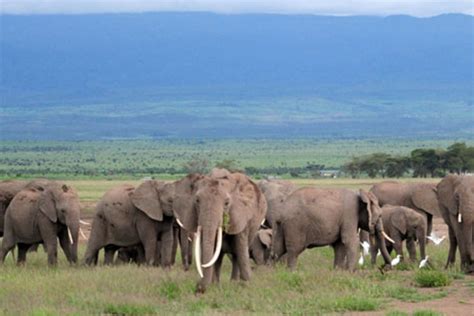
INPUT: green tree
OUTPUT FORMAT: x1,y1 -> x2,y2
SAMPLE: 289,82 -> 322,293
385,156 -> 411,178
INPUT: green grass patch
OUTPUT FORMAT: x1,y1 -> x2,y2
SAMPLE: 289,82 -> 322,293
412,310 -> 443,316
388,286 -> 447,302
415,270 -> 452,288
102,303 -> 156,315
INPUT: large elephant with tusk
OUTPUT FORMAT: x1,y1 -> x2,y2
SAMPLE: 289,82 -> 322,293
370,181 -> 440,240
84,180 -> 175,266
173,169 -> 266,293
0,181 -> 82,266
271,188 -> 393,270
437,174 -> 474,273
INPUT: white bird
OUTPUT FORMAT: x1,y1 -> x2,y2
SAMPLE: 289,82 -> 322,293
419,256 -> 429,268
360,241 -> 370,256
427,232 -> 446,246
377,250 -> 381,257
391,255 -> 402,267
358,253 -> 364,266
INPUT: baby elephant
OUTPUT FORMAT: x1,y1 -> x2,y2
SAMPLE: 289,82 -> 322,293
371,205 -> 427,264
250,229 -> 272,265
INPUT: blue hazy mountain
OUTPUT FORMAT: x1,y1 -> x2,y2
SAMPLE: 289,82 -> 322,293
0,13 -> 472,139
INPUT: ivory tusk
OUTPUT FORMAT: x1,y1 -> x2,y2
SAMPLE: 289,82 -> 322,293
382,231 -> 395,244
79,227 -> 87,240
176,217 -> 185,229
458,213 -> 462,223
80,220 -> 91,226
260,218 -> 266,227
67,227 -> 73,245
194,226 -> 203,278
202,227 -> 223,268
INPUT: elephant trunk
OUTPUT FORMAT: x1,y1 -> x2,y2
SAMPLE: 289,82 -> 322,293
196,224 -> 219,292
66,218 -> 80,264
375,220 -> 392,266
461,219 -> 473,271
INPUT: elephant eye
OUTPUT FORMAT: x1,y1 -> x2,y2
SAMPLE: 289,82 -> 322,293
195,197 -> 200,204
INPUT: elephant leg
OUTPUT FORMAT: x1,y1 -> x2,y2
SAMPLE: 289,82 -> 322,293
231,254 -> 240,280
426,214 -> 433,241
333,241 -> 346,269
0,237 -> 16,264
234,232 -> 251,281
406,238 -> 417,262
160,225 -> 174,268
213,252 -> 225,284
39,222 -> 58,266
58,228 -> 74,264
341,229 -> 358,271
17,243 -> 30,265
104,245 -> 119,265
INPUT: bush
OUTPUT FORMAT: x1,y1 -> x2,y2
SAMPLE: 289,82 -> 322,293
414,270 -> 451,288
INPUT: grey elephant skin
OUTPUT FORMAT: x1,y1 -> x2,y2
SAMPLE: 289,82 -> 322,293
371,205 -> 427,264
84,180 -> 175,266
174,169 -> 266,293
437,174 -> 474,273
0,179 -> 51,237
258,179 -> 297,228
370,181 -> 440,238
0,181 -> 81,266
250,228 -> 272,265
271,188 -> 392,270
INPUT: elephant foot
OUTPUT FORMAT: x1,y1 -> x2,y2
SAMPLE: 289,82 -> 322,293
378,264 -> 392,274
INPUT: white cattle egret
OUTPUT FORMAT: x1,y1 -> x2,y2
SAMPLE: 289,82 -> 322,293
360,241 -> 370,256
391,255 -> 402,267
419,256 -> 429,268
427,232 -> 446,245
358,253 -> 364,266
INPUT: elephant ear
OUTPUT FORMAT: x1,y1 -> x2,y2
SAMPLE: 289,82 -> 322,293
39,189 -> 57,223
258,229 -> 272,248
359,189 -> 373,219
391,209 -> 408,235
412,184 -> 440,216
172,175 -> 202,233
131,181 -> 163,221
226,176 -> 258,235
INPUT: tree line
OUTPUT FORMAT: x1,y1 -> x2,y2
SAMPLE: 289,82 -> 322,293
341,142 -> 474,178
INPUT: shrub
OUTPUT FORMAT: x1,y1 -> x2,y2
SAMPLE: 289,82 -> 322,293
414,270 -> 451,288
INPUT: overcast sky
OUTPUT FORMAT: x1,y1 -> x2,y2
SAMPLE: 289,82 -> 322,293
1,0 -> 473,16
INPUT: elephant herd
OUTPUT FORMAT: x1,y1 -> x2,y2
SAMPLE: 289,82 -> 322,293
0,171 -> 473,293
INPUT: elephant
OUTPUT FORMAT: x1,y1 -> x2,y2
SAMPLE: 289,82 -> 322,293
271,188 -> 393,271
0,179 -> 51,237
370,181 -> 440,239
257,179 -> 297,228
370,205 -> 427,264
249,228 -> 272,265
437,174 -> 474,273
84,180 -> 175,266
173,169 -> 267,293
0,181 -> 81,266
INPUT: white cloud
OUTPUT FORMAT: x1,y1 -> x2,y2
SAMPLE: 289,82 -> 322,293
1,0 -> 473,17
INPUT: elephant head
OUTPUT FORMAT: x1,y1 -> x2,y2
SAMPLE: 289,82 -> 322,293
250,229 -> 272,265
131,180 -> 174,221
359,190 -> 392,266
38,183 -> 81,262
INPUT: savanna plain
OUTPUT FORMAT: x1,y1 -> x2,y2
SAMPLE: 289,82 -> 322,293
1,177 -> 473,316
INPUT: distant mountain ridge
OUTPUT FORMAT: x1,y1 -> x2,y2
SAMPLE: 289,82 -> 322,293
0,13 -> 472,139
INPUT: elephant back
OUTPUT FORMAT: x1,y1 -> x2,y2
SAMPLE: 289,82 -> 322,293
96,184 -> 138,239
410,183 -> 440,217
